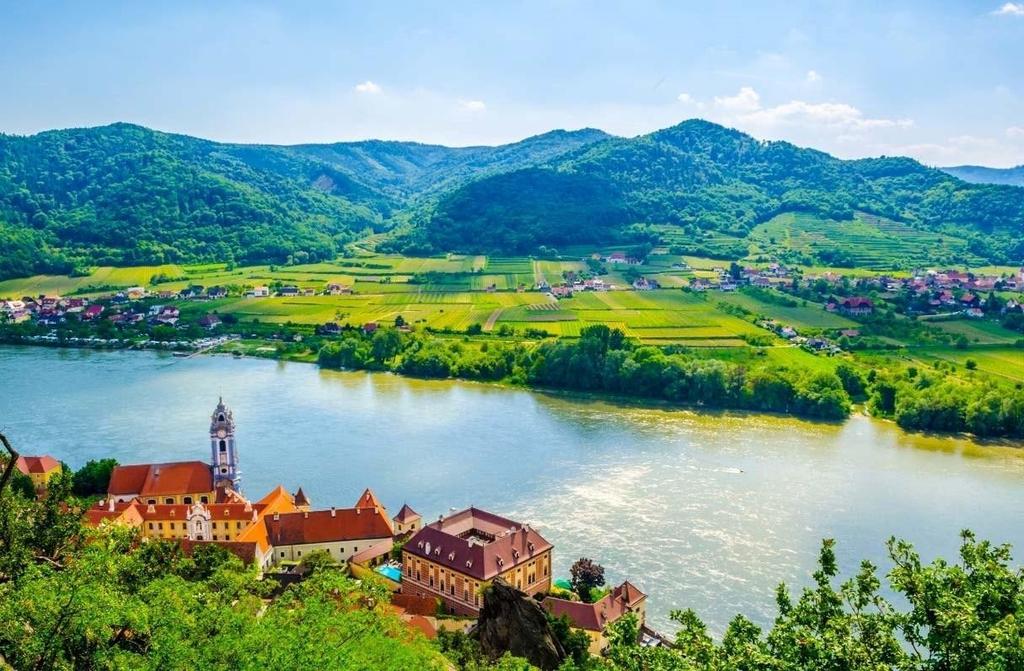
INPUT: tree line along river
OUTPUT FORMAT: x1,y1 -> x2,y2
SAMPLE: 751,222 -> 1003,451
1,345 -> 1022,633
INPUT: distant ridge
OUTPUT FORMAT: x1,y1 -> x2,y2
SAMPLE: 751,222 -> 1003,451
0,119 -> 1022,279
940,164 -> 1024,187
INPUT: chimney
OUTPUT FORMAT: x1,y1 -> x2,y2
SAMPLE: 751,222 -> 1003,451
303,511 -> 308,519
273,512 -> 280,521
330,507 -> 336,518
107,499 -> 114,512
356,508 -> 361,515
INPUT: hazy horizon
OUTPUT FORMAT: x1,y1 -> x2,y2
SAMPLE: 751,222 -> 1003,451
2,2 -> 1023,167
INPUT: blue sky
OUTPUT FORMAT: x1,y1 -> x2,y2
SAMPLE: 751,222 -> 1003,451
1,1 -> 1022,166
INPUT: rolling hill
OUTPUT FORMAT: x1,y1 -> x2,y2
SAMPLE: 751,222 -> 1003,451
1,119 -> 1022,280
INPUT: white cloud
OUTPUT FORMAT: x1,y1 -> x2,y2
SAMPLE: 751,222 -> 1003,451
709,86 -> 912,134
805,69 -> 822,84
993,2 -> 1024,15
1007,126 -> 1024,138
713,86 -> 761,114
459,99 -> 486,112
677,93 -> 694,104
354,80 -> 382,94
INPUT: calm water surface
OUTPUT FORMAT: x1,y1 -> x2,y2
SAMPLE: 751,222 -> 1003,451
2,346 -> 1023,632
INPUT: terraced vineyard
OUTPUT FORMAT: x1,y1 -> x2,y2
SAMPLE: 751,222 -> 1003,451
747,212 -> 986,270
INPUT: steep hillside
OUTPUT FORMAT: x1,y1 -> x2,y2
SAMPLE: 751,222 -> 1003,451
0,124 -> 605,278
941,164 -> 1024,187
1,120 -> 1022,280
414,120 -> 1024,265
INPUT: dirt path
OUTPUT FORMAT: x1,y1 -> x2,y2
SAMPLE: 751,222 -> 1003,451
483,308 -> 504,332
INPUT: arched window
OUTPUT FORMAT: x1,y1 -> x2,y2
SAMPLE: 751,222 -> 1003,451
218,414 -> 225,422
219,439 -> 226,452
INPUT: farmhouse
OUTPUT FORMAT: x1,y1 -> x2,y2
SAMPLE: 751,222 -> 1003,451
839,297 -> 873,316
402,507 -> 553,615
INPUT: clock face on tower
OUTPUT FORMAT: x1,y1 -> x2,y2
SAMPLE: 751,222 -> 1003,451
217,429 -> 226,438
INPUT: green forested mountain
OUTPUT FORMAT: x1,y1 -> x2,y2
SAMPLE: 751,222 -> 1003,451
412,120 -> 1024,261
1,120 -> 1022,279
0,124 -> 607,278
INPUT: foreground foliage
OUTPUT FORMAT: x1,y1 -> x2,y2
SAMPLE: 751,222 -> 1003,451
1,453 -> 1021,670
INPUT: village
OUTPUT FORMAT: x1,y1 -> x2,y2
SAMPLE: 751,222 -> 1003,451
9,398 -> 667,656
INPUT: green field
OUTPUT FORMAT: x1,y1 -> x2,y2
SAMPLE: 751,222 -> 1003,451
747,212 -> 986,269
714,291 -> 859,330
4,255 -> 1019,356
926,319 -> 1024,345
903,346 -> 1024,382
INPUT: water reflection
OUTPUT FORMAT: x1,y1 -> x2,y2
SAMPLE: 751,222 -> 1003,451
1,346 -> 1022,633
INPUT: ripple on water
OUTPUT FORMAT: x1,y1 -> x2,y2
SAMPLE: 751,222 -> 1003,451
1,347 -> 1023,634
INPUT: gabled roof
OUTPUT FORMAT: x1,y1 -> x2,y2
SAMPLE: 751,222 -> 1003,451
356,487 -> 383,509
403,507 -> 553,581
108,461 -> 213,497
264,507 -> 393,547
15,455 -> 61,475
294,487 -> 310,507
544,581 -> 647,632
393,503 -> 420,523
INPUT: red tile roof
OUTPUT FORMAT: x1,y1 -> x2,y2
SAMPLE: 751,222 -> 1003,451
544,581 -> 647,632
404,507 -> 553,581
356,487 -> 383,509
15,455 -> 61,475
108,461 -> 213,497
263,507 -> 393,546
405,615 -> 437,640
391,593 -> 439,616
393,503 -> 420,523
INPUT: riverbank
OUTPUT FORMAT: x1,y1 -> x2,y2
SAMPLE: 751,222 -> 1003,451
4,336 -> 1023,446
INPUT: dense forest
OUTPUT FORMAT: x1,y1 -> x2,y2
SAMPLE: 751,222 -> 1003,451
2,120 -> 1023,280
409,121 -> 1024,261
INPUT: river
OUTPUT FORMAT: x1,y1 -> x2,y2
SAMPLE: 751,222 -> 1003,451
2,345 -> 1022,633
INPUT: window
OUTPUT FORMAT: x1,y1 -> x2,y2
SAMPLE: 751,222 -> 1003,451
165,498 -> 174,504
147,499 -> 156,505
297,551 -> 302,557
281,551 -> 285,557
183,497 -> 192,504
212,522 -> 217,529
450,584 -> 455,595
220,467 -> 227,474
212,535 -> 218,541
429,576 -> 434,587
200,496 -> 208,504
170,523 -> 175,530
463,589 -> 468,601
219,439 -> 227,452
158,523 -> 163,530
148,522 -> 153,530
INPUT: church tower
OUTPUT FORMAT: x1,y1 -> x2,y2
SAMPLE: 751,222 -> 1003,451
210,397 -> 240,491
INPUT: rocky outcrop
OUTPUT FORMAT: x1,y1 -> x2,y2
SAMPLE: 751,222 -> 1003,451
472,579 -> 566,670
